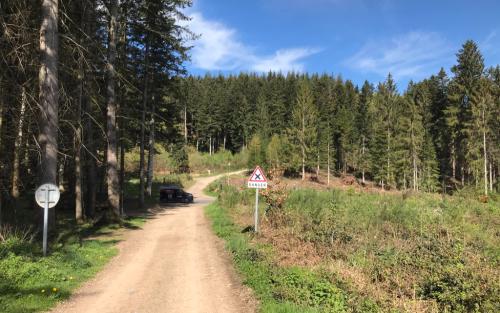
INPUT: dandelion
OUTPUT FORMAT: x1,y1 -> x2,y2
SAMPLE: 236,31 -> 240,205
41,289 -> 45,293
52,288 -> 58,292
69,276 -> 74,280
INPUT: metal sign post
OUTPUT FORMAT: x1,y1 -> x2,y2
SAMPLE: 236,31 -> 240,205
35,184 -> 60,256
248,166 -> 268,233
254,189 -> 259,232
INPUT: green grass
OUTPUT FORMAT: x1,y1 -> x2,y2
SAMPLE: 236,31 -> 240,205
205,198 -> 368,313
0,239 -> 117,313
0,215 -> 148,313
188,147 -> 248,174
125,145 -> 248,176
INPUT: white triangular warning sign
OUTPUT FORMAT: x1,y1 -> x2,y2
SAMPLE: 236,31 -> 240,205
248,166 -> 268,188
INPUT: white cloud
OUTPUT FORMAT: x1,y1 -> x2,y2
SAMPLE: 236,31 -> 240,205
182,12 -> 319,73
251,48 -> 320,72
480,30 -> 499,56
345,31 -> 453,80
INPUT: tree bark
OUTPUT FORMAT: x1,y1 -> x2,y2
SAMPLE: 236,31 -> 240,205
361,135 -> 365,184
12,86 -> 27,199
146,97 -> 155,196
119,136 -> 125,215
482,109 -> 488,196
301,145 -> 305,181
0,87 -> 3,224
316,148 -> 320,178
301,114 -> 305,181
411,121 -> 417,191
118,0 -> 127,216
489,162 -> 493,192
386,127 -> 391,187
105,0 -> 120,218
82,73 -> 97,218
74,71 -> 83,223
327,141 -> 330,186
209,136 -> 212,155
139,42 -> 149,209
39,0 -> 59,230
0,80 -> 3,149
39,0 -> 59,185
184,105 -> 188,143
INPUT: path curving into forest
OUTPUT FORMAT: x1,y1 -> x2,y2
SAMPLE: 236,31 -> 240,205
51,172 -> 255,313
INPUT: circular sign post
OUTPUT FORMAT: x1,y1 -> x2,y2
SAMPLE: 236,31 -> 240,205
35,183 -> 60,256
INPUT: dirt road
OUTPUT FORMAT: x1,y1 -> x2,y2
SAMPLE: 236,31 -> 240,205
51,174 -> 255,313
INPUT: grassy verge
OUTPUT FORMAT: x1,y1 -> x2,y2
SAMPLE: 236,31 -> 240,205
207,203 -> 344,313
0,215 -> 146,313
205,183 -> 378,313
205,179 -> 500,313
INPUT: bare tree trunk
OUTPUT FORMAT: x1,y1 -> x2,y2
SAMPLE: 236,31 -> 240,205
119,136 -> 125,215
23,119 -> 32,175
39,0 -> 59,230
223,135 -> 226,150
84,91 -> 96,218
105,0 -> 120,218
75,72 -> 83,223
118,0 -> 127,216
387,127 -> 391,187
327,141 -> 330,186
0,88 -> 3,224
0,84 -> 3,149
301,145 -> 305,181
411,123 -> 417,191
360,136 -> 365,183
139,43 -> 149,209
489,162 -> 493,192
184,105 -> 188,144
209,136 -> 212,155
146,97 -> 155,197
12,86 -> 27,199
302,114 -> 305,181
451,147 -> 456,179
39,0 -> 59,184
316,148 -> 320,178
481,110 -> 488,196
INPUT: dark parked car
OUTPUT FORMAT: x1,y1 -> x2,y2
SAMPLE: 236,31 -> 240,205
159,184 -> 193,203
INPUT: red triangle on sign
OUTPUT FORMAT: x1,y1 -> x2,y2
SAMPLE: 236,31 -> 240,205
248,166 -> 268,182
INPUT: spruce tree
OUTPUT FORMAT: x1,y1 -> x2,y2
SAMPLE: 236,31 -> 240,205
290,79 -> 318,180
447,40 -> 485,184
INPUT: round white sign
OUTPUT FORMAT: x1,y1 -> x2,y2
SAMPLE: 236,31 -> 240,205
35,184 -> 60,208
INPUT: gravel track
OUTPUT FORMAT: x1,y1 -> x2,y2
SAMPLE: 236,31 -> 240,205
50,173 -> 255,313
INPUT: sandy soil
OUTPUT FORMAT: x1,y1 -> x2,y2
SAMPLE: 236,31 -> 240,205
50,173 -> 256,313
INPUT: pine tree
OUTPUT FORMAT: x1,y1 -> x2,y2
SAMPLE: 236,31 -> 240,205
369,74 -> 398,189
447,40 -> 485,184
420,130 -> 440,192
248,134 -> 266,169
428,68 -> 449,177
290,80 -> 318,180
469,78 -> 494,195
356,81 -> 373,183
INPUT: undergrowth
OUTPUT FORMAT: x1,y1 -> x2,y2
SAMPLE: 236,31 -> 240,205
0,216 -> 145,313
207,178 -> 500,312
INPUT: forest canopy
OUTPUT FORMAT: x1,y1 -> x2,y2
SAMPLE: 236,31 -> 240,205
0,1 -> 499,226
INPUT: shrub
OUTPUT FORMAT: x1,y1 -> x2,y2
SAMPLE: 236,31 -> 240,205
0,225 -> 36,258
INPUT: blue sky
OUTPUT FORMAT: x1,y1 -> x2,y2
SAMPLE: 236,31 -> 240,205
182,0 -> 500,89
